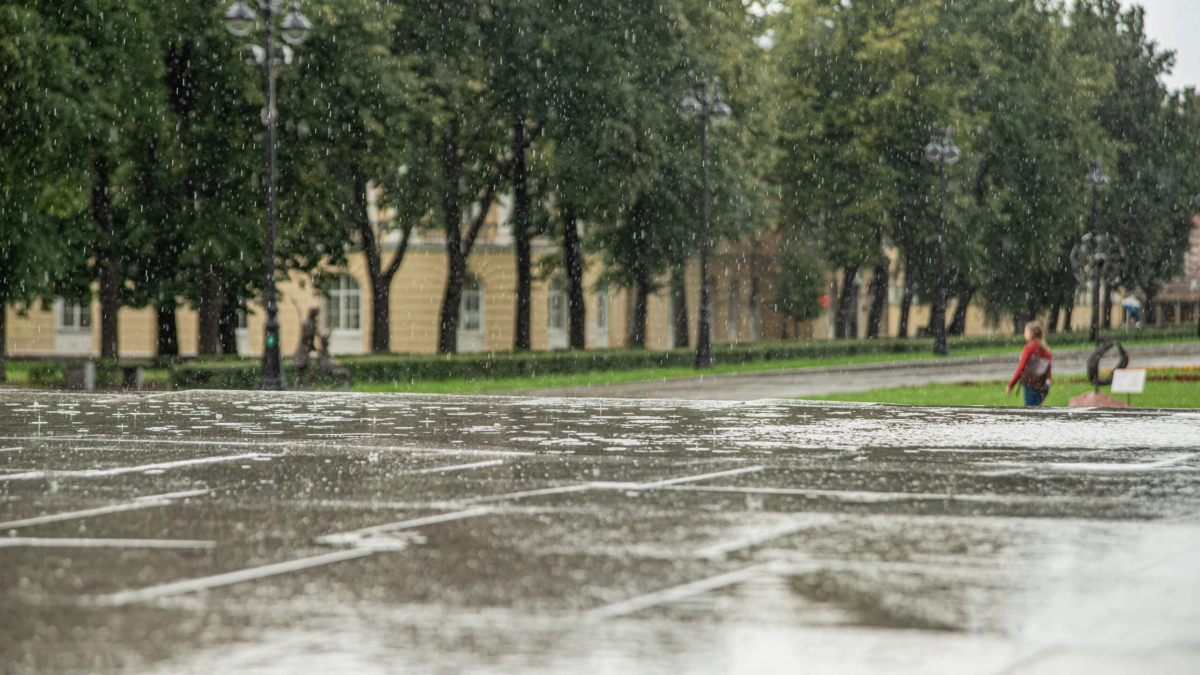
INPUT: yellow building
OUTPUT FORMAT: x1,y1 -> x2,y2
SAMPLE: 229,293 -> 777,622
8,211 -> 1195,360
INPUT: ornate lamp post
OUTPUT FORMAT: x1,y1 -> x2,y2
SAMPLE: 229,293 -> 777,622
680,72 -> 731,369
1072,158 -> 1113,345
923,125 -> 960,356
224,1 -> 312,390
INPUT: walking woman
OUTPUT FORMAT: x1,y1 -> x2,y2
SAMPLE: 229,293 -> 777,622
1006,320 -> 1052,406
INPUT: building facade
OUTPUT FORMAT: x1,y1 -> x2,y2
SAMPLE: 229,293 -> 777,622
6,215 -> 1199,361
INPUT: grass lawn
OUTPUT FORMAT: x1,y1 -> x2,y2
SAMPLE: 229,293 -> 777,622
800,372 -> 1200,409
351,340 -> 1195,396
350,346 -> 1034,394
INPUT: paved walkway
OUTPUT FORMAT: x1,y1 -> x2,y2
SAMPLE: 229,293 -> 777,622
2,391 -> 1198,674
513,342 -> 1200,400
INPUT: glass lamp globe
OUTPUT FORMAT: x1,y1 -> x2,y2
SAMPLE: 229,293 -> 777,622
711,100 -> 733,124
679,95 -> 702,120
924,138 -> 942,163
280,3 -> 313,45
224,0 -> 257,36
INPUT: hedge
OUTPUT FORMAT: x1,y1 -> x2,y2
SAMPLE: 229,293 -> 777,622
169,324 -> 1195,390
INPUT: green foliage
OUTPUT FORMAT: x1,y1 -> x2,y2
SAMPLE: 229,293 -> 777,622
771,244 -> 826,323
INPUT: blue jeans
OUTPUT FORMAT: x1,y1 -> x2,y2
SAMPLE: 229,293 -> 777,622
1023,384 -> 1048,407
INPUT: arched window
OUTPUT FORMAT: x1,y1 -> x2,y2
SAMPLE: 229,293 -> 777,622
321,274 -> 361,331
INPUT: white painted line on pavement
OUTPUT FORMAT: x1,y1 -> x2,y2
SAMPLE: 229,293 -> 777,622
693,517 -> 836,559
0,447 -> 23,452
662,484 -> 1090,505
409,459 -> 504,474
634,465 -> 764,489
89,548 -> 374,606
465,484 -> 593,504
0,453 -> 275,481
317,507 -> 495,546
584,562 -> 778,621
0,537 -> 214,550
0,489 -> 209,530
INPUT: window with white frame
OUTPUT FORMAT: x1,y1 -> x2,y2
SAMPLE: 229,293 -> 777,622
321,274 -> 361,331
59,301 -> 92,331
548,277 -> 566,331
596,289 -> 609,330
460,275 -> 483,333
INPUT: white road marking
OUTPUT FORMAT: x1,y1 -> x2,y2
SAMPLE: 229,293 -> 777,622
88,548 -> 374,606
0,447 -> 23,452
0,453 -> 273,481
0,537 -> 214,549
409,459 -> 504,474
693,517 -> 835,559
464,484 -> 593,504
661,484 -> 1089,504
316,507 -> 494,546
630,465 -> 765,489
584,562 -> 778,621
0,489 -> 209,530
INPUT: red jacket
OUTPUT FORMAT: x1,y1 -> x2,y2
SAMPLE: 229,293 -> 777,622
1009,341 -> 1052,390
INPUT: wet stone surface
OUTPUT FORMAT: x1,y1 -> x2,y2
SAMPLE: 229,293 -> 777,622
1,391 -> 1198,674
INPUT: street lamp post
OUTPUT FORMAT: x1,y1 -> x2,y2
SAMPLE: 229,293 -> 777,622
1082,158 -> 1110,344
680,72 -> 731,369
224,1 -> 312,390
923,125 -> 960,357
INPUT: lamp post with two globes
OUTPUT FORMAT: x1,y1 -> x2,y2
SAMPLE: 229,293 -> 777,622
680,72 -> 731,369
223,1 -> 312,390
923,125 -> 961,356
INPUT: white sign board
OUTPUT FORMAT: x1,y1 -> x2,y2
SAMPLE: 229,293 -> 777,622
1111,369 -> 1146,394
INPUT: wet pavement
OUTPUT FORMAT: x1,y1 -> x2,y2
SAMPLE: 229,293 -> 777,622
1,390 -> 1199,674
517,343 -> 1200,400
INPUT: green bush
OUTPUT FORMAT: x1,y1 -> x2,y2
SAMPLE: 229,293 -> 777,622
27,362 -> 63,386
170,325 -> 1194,390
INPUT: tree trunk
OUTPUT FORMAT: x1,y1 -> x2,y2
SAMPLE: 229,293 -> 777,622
898,252 -> 915,339
0,301 -> 6,382
1144,287 -> 1157,326
218,286 -> 238,356
629,271 -> 649,349
835,266 -> 858,339
561,207 -> 586,349
1047,304 -> 1060,333
93,155 -> 120,360
197,256 -> 221,356
947,284 -> 974,337
670,265 -> 689,348
1102,281 -> 1113,329
437,114 -> 506,354
512,120 -> 532,352
156,304 -> 179,358
437,118 -> 466,355
865,260 -> 888,339
1064,302 -> 1074,332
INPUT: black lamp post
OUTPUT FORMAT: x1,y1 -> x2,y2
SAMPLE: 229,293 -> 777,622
1076,158 -> 1111,345
224,1 -> 312,390
923,125 -> 960,356
680,72 -> 731,369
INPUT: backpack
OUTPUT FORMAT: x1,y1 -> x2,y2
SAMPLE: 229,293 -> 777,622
1019,352 -> 1051,392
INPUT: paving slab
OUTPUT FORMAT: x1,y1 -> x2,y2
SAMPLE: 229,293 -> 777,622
1,391 -> 1198,674
514,343 -> 1200,400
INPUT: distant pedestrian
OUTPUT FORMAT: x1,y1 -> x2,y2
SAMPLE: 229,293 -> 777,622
1005,320 -> 1052,406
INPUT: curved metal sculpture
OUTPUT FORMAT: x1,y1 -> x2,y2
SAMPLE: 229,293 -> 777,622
1087,340 -> 1129,391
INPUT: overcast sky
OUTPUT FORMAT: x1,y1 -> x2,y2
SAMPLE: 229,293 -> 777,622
1120,0 -> 1199,91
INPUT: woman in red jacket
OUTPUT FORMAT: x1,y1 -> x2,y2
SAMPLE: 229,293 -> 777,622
1005,320 -> 1052,406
